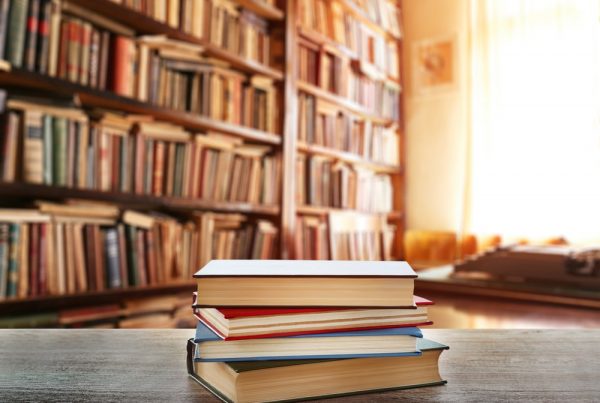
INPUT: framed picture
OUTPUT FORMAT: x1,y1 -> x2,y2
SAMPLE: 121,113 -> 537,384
413,36 -> 457,94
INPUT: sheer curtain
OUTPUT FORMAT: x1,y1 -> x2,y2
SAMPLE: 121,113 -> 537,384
465,0 -> 600,243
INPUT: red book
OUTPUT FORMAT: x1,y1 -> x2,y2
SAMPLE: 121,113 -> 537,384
193,293 -> 434,340
38,223 -> 47,296
112,35 -> 135,97
28,224 -> 39,297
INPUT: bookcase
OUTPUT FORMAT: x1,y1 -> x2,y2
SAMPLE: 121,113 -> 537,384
0,0 -> 404,324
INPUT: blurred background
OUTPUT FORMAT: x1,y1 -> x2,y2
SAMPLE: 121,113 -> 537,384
0,0 -> 598,329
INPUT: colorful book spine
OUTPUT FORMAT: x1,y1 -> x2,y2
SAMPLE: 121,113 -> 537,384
104,227 -> 121,289
0,0 -> 10,60
6,223 -> 21,298
24,0 -> 40,70
5,0 -> 29,67
0,223 -> 9,299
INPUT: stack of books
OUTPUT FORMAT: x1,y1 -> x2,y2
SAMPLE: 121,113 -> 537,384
187,260 -> 448,402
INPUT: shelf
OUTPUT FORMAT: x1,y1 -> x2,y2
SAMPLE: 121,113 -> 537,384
68,0 -> 284,80
297,80 -> 394,125
0,281 -> 196,316
297,141 -> 401,173
0,68 -> 282,145
234,0 -> 285,20
297,205 -> 402,218
0,183 -> 280,216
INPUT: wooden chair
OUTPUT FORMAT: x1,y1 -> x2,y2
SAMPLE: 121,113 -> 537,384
328,211 -> 392,260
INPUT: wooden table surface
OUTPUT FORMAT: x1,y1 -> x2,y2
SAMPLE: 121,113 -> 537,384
0,329 -> 598,402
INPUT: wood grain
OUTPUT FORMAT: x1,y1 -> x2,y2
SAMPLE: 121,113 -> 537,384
0,329 -> 597,402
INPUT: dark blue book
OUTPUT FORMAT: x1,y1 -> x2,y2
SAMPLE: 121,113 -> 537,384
193,321 -> 422,362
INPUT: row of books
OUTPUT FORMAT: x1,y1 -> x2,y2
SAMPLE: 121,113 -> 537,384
0,202 -> 278,300
297,0 -> 401,79
0,97 -> 282,205
113,0 -> 273,66
298,38 -> 400,120
298,92 -> 400,165
0,1 -> 278,133
294,215 -> 330,260
296,155 -> 393,213
135,36 -> 277,132
187,260 -> 447,402
350,0 -> 402,37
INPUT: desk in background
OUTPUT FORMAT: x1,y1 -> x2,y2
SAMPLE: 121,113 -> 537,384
417,265 -> 600,329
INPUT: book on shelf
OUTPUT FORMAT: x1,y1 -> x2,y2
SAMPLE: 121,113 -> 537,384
296,154 -> 393,213
196,213 -> 279,266
294,215 -> 330,260
296,0 -> 402,120
193,292 -> 433,340
193,260 -> 416,307
192,320 -> 423,361
0,96 -> 282,206
298,92 -> 401,165
114,0 -> 274,66
0,1 -> 279,132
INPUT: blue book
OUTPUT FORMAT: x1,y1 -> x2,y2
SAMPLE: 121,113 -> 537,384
193,321 -> 423,362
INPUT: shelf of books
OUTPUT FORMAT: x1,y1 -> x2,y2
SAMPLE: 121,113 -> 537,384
0,0 -> 404,322
290,0 -> 405,260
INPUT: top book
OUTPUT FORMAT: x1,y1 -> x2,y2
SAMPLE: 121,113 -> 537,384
193,260 -> 416,308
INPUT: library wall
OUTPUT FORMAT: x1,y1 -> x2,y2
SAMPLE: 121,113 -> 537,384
402,0 -> 469,232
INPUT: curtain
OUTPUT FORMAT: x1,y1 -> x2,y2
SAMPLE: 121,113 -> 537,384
465,0 -> 600,243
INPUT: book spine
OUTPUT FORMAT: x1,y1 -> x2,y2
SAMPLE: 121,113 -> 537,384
83,224 -> 96,291
0,223 -> 9,299
35,0 -> 51,74
39,222 -> 50,296
0,0 -> 10,60
88,28 -> 100,88
104,227 -> 121,289
125,225 -> 138,286
116,224 -> 128,287
17,223 -> 29,298
5,0 -> 29,67
136,228 -> 147,286
51,117 -> 66,187
67,18 -> 80,83
41,108 -> 53,185
23,111 -> 44,184
112,36 -> 135,97
28,223 -> 39,297
79,22 -> 91,86
6,223 -> 21,298
24,0 -> 40,70
46,0 -> 61,77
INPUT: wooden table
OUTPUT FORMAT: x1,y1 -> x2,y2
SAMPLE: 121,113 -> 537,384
1,329 -> 598,401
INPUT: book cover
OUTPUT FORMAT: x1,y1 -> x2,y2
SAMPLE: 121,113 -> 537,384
193,321 -> 422,362
194,259 -> 416,278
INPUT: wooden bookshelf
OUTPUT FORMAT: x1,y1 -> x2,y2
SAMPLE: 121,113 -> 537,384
297,141 -> 401,173
0,69 -> 282,145
68,0 -> 284,79
0,183 -> 280,216
0,281 -> 196,316
0,0 -> 405,315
